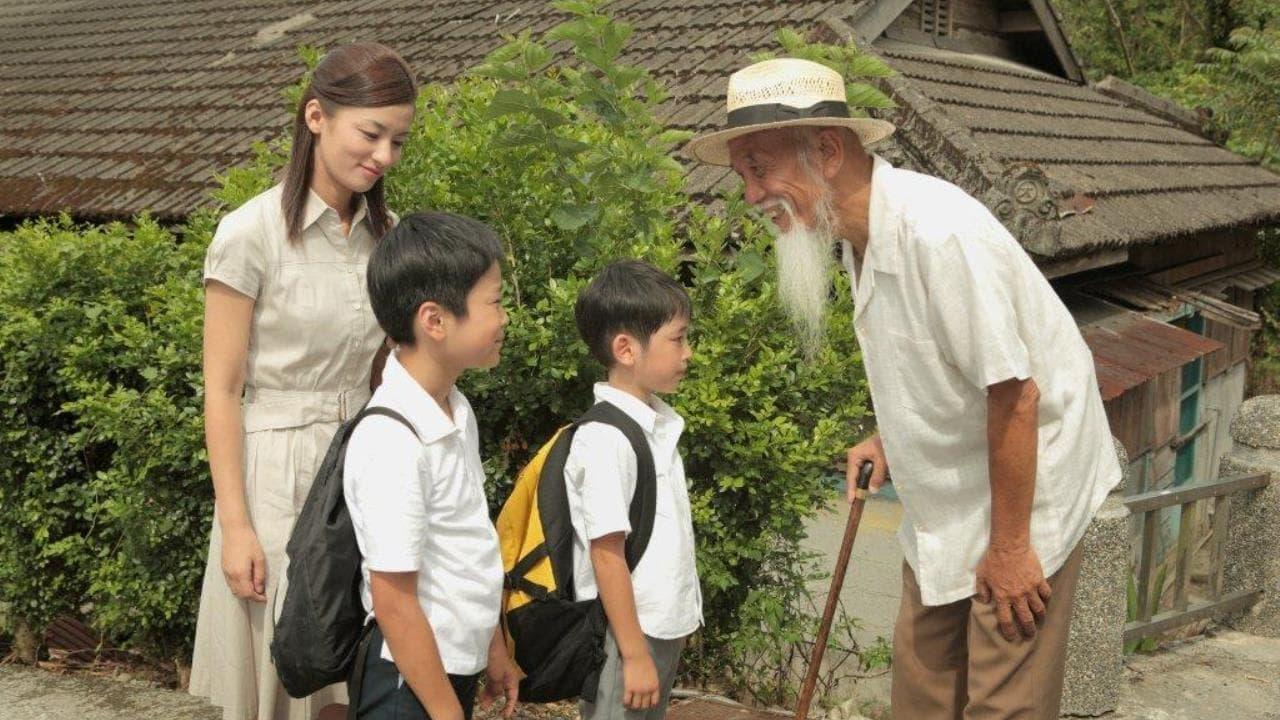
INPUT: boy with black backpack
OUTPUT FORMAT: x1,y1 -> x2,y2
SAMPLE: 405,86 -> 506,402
567,260 -> 703,720
342,212 -> 519,720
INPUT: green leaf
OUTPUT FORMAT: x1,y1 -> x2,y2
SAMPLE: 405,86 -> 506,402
486,90 -> 568,127
736,249 -> 766,283
551,0 -> 596,16
471,61 -> 529,82
846,82 -> 896,111
493,126 -> 547,149
550,203 -> 599,231
547,135 -> 591,157
546,19 -> 592,47
845,53 -> 896,79
656,129 -> 694,146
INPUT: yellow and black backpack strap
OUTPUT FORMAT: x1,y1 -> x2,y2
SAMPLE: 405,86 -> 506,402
527,400 -> 658,601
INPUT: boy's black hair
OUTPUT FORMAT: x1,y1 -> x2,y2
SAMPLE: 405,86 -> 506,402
575,260 -> 691,368
367,212 -> 504,345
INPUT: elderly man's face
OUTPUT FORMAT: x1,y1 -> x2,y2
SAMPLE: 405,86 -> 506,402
727,128 -> 830,233
727,127 -> 840,356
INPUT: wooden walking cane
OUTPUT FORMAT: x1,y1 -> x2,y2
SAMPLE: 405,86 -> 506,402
793,461 -> 875,720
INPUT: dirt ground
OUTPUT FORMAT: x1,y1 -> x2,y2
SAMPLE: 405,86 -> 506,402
0,628 -> 1276,720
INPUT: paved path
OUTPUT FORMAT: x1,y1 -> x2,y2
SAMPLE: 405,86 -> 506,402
801,491 -> 905,653
1109,630 -> 1280,720
0,666 -> 220,720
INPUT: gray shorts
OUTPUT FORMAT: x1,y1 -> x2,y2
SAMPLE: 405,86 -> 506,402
581,630 -> 686,720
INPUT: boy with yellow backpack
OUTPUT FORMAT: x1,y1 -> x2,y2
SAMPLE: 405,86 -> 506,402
498,260 -> 703,719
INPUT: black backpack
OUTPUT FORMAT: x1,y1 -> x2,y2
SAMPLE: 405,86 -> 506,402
496,401 -> 656,702
270,406 -> 417,699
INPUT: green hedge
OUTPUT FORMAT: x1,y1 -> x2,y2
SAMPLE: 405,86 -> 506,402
0,214 -> 212,659
0,1 -> 877,688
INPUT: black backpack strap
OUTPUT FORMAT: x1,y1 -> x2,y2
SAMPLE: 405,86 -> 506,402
336,405 -> 419,464
346,621 -> 377,720
351,406 -> 419,439
342,407 -> 416,720
577,401 -> 658,572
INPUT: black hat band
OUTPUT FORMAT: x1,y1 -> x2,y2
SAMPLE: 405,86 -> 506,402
726,100 -> 850,128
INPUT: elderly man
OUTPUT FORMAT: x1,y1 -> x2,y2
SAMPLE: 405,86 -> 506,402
686,58 -> 1121,719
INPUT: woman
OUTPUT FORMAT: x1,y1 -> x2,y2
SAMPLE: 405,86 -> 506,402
190,43 -> 417,720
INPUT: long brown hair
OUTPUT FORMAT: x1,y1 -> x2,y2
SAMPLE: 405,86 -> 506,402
282,43 -> 418,244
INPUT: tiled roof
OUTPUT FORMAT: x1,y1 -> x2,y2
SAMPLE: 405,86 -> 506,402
2,1 -> 1278,261
0,0 -> 839,221
869,39 -> 1280,258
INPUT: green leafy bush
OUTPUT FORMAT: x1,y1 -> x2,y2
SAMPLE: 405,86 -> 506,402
0,208 -> 265,662
0,216 -> 103,651
0,0 -> 874,689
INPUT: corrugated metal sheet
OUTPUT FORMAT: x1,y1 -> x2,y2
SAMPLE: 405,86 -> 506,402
1180,289 -> 1263,331
1081,310 -> 1224,401
1083,276 -> 1182,314
45,615 -> 104,652
1085,275 -> 1263,331
1182,259 -> 1280,298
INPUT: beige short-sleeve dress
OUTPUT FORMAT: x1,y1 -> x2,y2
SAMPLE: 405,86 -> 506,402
190,184 -> 387,720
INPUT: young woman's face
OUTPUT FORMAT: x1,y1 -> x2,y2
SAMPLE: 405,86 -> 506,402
307,101 -> 415,195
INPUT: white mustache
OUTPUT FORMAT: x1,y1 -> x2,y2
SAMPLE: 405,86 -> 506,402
758,198 -> 797,224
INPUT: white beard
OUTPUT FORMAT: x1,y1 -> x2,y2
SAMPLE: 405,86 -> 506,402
767,193 -> 838,357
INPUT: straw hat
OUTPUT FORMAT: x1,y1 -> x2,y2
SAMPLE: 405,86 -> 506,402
684,58 -> 895,166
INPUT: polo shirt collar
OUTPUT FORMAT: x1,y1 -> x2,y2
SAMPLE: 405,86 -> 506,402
380,351 -> 465,444
591,382 -> 682,436
303,188 -> 370,232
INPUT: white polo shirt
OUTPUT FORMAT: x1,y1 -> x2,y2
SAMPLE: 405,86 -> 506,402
564,383 -> 703,640
343,352 -> 504,672
845,155 -> 1121,607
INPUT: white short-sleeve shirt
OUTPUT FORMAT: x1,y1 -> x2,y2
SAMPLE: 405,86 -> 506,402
564,383 -> 703,639
343,352 -> 504,673
847,155 -> 1122,607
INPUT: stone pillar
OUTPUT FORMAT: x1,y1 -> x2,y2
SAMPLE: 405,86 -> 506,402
1219,395 -> 1280,638
1060,438 -> 1130,717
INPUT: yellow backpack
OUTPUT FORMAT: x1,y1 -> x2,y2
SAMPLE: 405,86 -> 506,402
495,401 -> 656,702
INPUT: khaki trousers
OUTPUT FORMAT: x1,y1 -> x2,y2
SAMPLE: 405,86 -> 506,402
890,542 -> 1084,720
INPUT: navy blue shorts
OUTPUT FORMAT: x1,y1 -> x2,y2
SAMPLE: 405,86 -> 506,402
350,624 -> 481,720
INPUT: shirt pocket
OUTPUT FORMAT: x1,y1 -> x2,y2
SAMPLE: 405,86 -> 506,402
276,262 -> 323,316
887,331 -> 977,421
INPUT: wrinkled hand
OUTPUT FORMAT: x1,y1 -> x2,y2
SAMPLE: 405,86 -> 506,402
845,434 -> 889,503
975,544 -> 1051,641
481,649 -> 520,718
221,525 -> 267,602
622,650 -> 660,710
